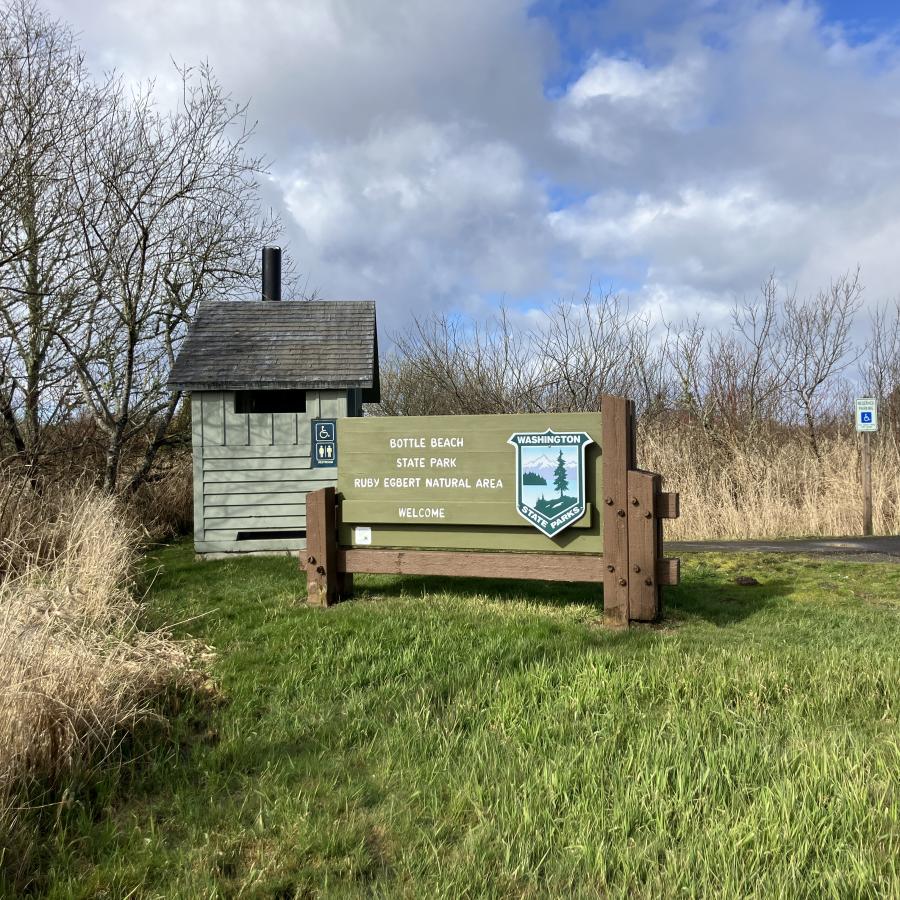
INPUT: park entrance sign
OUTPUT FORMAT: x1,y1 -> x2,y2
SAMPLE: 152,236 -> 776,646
304,395 -> 680,626
337,412 -> 601,551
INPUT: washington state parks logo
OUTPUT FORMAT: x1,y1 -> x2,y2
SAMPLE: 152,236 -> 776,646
508,429 -> 594,537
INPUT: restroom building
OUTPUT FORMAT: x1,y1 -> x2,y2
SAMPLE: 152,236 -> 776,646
167,257 -> 378,555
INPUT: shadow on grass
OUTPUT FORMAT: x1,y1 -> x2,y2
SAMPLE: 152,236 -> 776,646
347,568 -> 793,628
664,578 -> 793,627
142,540 -> 795,631
350,572 -> 601,610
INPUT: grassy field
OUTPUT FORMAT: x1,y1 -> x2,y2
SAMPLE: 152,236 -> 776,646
20,542 -> 900,899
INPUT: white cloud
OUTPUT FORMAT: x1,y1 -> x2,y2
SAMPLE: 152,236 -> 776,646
42,0 -> 900,331
278,120 -> 553,324
565,53 -> 706,116
52,0 -> 551,151
549,184 -> 807,289
545,1 -> 900,312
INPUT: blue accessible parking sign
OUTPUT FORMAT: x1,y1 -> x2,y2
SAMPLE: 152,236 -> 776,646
855,398 -> 877,433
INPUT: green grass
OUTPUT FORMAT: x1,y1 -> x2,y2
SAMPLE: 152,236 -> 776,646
19,544 -> 900,898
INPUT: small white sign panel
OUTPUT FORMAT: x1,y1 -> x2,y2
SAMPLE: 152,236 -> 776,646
354,526 -> 372,545
855,397 -> 878,432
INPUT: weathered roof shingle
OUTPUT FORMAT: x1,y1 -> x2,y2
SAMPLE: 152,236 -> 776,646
167,300 -> 379,400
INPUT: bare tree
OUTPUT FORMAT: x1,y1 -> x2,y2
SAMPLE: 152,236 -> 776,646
0,0 -> 108,474
663,315 -> 709,422
536,290 -> 639,412
384,306 -> 541,415
381,289 -> 671,418
780,269 -> 863,456
64,63 -> 284,492
862,299 -> 900,441
378,269 -> 878,465
728,275 -> 787,424
626,311 -> 671,418
698,276 -> 788,431
0,2 -> 289,493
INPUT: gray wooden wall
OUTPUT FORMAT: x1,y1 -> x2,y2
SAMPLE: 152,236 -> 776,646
192,390 -> 350,554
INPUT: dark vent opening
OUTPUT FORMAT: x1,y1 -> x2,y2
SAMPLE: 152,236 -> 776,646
236,529 -> 306,541
234,390 -> 306,414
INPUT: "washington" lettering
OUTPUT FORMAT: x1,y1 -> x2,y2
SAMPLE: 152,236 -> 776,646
512,433 -> 583,446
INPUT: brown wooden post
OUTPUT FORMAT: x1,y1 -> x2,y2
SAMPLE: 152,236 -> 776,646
601,395 -> 635,626
862,431 -> 873,536
627,470 -> 661,621
334,493 -> 354,599
337,568 -> 354,600
305,486 -> 339,606
655,491 -> 681,597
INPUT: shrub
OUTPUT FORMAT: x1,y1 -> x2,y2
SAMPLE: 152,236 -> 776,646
0,477 -> 205,880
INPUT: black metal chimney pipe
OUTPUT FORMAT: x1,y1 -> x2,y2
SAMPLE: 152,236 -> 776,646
262,246 -> 282,301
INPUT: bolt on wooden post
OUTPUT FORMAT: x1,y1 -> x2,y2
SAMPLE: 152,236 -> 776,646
304,486 -> 339,606
601,395 -> 635,626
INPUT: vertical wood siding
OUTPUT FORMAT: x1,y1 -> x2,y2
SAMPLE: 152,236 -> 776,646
191,396 -> 205,540
192,390 -> 346,553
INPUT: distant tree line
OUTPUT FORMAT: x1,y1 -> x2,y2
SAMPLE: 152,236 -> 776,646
376,270 -> 900,454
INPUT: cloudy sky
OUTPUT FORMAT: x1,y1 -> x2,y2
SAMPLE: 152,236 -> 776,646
47,0 -> 900,333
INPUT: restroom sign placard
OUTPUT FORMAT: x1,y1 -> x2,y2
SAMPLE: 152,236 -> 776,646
312,419 -> 338,467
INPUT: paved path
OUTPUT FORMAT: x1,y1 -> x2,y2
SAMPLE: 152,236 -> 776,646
670,536 -> 900,563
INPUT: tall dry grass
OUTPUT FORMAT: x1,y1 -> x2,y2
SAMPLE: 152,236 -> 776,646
642,423 -> 900,540
128,452 -> 194,539
0,477 -> 203,878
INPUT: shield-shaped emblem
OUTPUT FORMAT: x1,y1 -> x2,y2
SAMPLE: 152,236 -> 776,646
508,429 -> 594,537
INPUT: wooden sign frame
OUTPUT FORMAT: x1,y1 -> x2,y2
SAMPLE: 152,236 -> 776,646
303,395 -> 679,625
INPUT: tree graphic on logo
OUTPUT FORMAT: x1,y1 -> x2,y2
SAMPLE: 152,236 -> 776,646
553,450 -> 568,498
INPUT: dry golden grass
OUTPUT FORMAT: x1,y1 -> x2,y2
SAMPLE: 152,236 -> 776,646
642,422 -> 900,540
0,477 -> 202,871
129,452 -> 194,539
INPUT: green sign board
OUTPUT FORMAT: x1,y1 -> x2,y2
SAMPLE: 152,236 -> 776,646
337,413 -> 602,553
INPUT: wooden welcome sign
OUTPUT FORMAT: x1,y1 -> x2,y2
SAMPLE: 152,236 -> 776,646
303,395 -> 679,625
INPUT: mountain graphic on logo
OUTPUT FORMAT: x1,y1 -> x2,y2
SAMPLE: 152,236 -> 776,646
523,452 -> 561,470
521,451 -> 574,482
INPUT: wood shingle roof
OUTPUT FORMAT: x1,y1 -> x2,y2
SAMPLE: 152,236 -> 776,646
168,300 -> 379,400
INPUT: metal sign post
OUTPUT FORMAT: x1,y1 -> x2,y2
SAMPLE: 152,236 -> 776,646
855,398 -> 878,536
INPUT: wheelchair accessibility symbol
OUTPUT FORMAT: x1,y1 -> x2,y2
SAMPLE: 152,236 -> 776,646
312,419 -> 338,467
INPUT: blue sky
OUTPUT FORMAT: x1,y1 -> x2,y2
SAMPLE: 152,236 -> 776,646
534,1 -> 900,89
820,0 -> 900,26
49,0 -> 900,333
